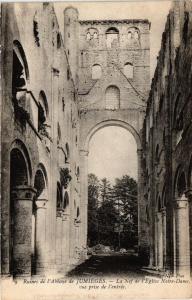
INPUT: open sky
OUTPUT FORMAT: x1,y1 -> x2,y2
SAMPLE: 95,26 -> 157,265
55,1 -> 172,183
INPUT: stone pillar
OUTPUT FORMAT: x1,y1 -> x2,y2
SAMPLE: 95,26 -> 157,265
162,208 -> 167,270
155,212 -> 158,268
155,213 -> 158,267
174,195 -> 190,276
185,190 -> 192,275
56,209 -> 63,271
35,198 -> 48,275
74,222 -> 80,262
157,212 -> 163,270
79,150 -> 89,250
137,149 -> 149,262
11,186 -> 36,277
61,212 -> 70,272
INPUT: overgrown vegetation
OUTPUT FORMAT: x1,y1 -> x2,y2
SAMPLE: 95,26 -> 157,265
88,173 -> 138,250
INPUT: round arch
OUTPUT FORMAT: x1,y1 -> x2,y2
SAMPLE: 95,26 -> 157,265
10,139 -> 32,186
34,163 -> 48,199
174,165 -> 187,198
13,40 -> 29,81
84,119 -> 141,152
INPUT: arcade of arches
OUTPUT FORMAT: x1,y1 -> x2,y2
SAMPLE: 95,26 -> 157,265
1,1 -> 192,278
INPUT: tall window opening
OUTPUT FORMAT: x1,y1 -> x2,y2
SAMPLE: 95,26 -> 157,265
38,91 -> 49,132
12,41 -> 29,100
92,64 -> 102,80
106,27 -> 119,48
105,85 -> 120,110
87,126 -> 138,256
127,27 -> 140,42
124,63 -> 133,79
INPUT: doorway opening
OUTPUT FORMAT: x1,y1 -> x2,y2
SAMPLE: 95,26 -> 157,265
87,126 -> 138,255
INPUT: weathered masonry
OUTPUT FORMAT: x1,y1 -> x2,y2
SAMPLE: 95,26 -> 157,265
74,10 -> 151,259
1,3 -> 82,276
1,3 -> 150,277
1,1 -> 192,278
142,0 -> 192,277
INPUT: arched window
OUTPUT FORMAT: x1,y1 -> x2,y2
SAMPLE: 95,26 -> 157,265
12,41 -> 29,99
65,143 -> 70,163
34,169 -> 46,198
105,85 -> 120,110
10,145 -> 31,275
86,28 -> 99,41
177,171 -> 186,197
124,63 -> 133,79
93,31 -> 98,39
128,31 -> 132,39
127,27 -> 140,42
10,148 -> 28,187
38,91 -> 49,131
92,64 -> 102,80
86,32 -> 91,40
134,30 -> 139,40
106,27 -> 119,48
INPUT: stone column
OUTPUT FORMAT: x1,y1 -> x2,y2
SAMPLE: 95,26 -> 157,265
11,185 -> 36,277
79,150 -> 89,250
157,212 -> 163,270
137,149 -> 149,261
61,212 -> 70,273
35,198 -> 48,275
155,212 -> 158,268
174,195 -> 190,276
162,208 -> 167,270
56,209 -> 63,271
185,190 -> 192,275
74,221 -> 80,262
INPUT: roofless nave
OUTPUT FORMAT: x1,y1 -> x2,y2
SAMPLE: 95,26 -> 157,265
1,1 -> 192,278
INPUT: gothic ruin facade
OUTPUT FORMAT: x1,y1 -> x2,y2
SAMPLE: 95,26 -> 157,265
1,1 -> 192,278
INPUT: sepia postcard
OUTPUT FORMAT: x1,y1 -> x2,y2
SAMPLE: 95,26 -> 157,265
1,0 -> 192,299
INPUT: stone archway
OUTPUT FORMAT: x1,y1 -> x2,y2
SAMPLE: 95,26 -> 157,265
79,119 -> 146,256
33,165 -> 48,275
10,140 -> 36,276
84,119 -> 141,152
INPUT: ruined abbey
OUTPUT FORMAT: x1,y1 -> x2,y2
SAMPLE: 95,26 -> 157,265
1,1 -> 192,278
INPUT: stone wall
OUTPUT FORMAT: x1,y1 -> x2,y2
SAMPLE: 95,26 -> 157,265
142,0 -> 192,275
77,17 -> 151,261
1,3 -> 82,276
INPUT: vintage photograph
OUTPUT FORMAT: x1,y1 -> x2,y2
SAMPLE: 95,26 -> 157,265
0,0 -> 192,299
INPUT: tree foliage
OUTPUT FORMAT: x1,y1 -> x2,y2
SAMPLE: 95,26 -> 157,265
88,174 -> 138,249
88,174 -> 100,245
